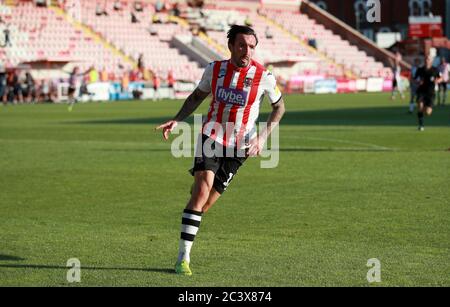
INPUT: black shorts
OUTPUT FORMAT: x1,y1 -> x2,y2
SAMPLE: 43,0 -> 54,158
189,134 -> 247,194
68,86 -> 76,95
417,91 -> 435,107
439,82 -> 447,92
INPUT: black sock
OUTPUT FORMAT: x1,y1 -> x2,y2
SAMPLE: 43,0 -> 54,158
418,112 -> 424,126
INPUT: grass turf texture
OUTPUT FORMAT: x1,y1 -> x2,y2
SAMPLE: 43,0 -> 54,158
0,93 -> 449,286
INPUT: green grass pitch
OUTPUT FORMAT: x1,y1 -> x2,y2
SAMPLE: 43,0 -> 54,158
0,93 -> 449,286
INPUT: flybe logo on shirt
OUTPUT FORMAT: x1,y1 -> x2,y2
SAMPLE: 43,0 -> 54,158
217,87 -> 248,106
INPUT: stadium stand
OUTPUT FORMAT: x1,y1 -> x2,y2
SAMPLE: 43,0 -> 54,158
77,0 -> 203,82
261,9 -> 391,78
0,1 -> 130,78
0,0 -> 403,102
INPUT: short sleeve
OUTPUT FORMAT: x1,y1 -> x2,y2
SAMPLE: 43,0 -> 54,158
197,62 -> 214,93
262,70 -> 282,104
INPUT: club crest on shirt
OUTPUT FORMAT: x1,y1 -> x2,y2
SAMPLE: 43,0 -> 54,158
244,78 -> 253,88
218,69 -> 226,78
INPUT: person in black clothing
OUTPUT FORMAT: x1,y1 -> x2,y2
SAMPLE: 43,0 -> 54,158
134,1 -> 143,12
137,53 -> 144,71
113,0 -> 122,11
414,55 -> 443,131
0,67 -> 6,105
131,12 -> 139,23
3,25 -> 11,47
6,70 -> 23,104
23,71 -> 36,103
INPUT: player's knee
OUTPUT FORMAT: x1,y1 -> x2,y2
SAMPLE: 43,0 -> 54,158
426,108 -> 433,116
192,181 -> 212,203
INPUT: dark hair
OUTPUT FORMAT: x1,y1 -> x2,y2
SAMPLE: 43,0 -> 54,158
227,25 -> 258,46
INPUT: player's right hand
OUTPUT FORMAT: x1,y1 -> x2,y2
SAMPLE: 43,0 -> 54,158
155,120 -> 178,140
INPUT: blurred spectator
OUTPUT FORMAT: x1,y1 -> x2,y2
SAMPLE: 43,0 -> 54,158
129,69 -> 140,82
6,69 -> 23,104
113,0 -> 122,11
3,25 -> 11,47
39,79 -> 50,102
257,8 -> 265,17
0,64 -> 5,105
307,38 -> 317,49
152,14 -> 162,24
39,78 -> 57,103
23,71 -> 36,103
35,0 -> 47,7
265,26 -> 273,39
108,71 -> 119,81
409,58 -> 421,113
152,72 -> 161,101
154,0 -> 164,12
147,23 -> 158,36
191,24 -> 200,36
132,87 -> 143,99
244,15 -> 252,27
96,3 -> 108,16
171,3 -> 180,17
137,53 -> 145,71
57,0 -> 65,10
131,12 -> 139,23
121,71 -> 129,93
390,52 -> 405,101
167,69 -> 175,99
437,57 -> 449,106
187,0 -> 204,8
89,66 -> 99,83
108,71 -> 116,82
100,68 -> 108,82
143,67 -> 151,81
134,1 -> 143,12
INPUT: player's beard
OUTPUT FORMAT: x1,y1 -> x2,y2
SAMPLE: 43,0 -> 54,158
238,56 -> 250,67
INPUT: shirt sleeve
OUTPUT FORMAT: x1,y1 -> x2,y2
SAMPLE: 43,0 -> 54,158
261,70 -> 282,104
197,62 -> 214,93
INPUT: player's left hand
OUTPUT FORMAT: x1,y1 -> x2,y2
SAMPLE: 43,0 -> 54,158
155,120 -> 178,140
247,137 -> 265,157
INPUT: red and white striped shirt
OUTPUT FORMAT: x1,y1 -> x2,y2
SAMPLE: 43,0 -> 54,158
197,59 -> 282,148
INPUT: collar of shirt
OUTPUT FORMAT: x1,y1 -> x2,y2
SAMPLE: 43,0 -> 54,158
228,59 -> 252,73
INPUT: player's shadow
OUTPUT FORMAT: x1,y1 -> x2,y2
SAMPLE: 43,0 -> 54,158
65,116 -> 197,126
268,106 -> 450,127
0,263 -> 174,274
278,147 -> 393,152
95,148 -> 170,153
0,254 -> 26,261
66,105 -> 450,127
